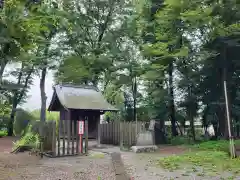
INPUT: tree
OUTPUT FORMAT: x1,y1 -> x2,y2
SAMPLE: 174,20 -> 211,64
112,39 -> 144,121
180,0 -> 240,139
8,61 -> 34,136
25,1 -> 66,122
143,0 -> 189,136
55,0 -> 130,86
0,0 -> 48,135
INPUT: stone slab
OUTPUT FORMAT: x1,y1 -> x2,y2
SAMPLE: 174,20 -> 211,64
136,131 -> 154,146
131,145 -> 158,153
111,152 -> 129,180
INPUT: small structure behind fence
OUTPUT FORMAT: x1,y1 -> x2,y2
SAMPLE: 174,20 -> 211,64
99,121 -> 147,147
43,84 -> 118,158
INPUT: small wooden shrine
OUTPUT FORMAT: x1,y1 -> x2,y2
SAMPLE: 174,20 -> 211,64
48,84 -> 118,139
44,84 -> 118,157
48,84 -> 117,138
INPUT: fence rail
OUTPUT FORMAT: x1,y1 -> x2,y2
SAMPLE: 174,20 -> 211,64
100,121 -> 146,147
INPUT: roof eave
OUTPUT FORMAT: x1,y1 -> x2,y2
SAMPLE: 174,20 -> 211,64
68,108 -> 119,112
47,88 -> 57,111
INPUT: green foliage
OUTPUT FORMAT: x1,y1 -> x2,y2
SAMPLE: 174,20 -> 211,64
158,150 -> 240,173
30,109 -> 59,121
13,109 -> 36,136
1,0 -> 240,147
0,130 -> 7,137
193,140 -> 240,153
170,136 -> 194,145
30,109 -> 59,136
0,100 -> 11,118
13,124 -> 40,150
55,0 -> 131,85
159,139 -> 240,176
0,115 -> 10,130
104,111 -> 119,122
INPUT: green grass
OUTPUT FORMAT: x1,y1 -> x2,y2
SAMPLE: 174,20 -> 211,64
159,151 -> 240,171
170,136 -> 194,145
192,140 -> 240,152
0,130 -> 7,137
90,152 -> 105,159
157,140 -> 240,177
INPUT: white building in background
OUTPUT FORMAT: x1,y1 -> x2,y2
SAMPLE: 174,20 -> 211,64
164,121 -> 215,136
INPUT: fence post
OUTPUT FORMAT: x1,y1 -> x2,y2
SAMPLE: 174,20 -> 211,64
98,119 -> 101,146
58,119 -> 61,156
76,120 -> 79,154
52,121 -> 56,157
67,120 -> 71,155
39,121 -> 44,158
85,117 -> 88,154
71,121 -> 75,155
120,122 -> 123,149
62,120 -> 66,155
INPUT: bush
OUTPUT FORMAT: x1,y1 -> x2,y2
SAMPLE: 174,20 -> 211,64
193,139 -> 240,152
158,150 -> 240,172
13,109 -> 36,136
13,124 -> 40,150
30,110 -> 59,136
0,117 -> 9,129
0,130 -> 7,137
170,136 -> 194,145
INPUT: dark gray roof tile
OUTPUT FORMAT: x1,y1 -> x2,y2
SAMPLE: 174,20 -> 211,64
49,84 -> 118,111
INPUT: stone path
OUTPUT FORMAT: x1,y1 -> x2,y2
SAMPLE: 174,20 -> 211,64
111,152 -> 129,180
91,145 -> 129,180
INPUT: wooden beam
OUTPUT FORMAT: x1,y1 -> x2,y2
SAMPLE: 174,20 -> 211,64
85,117 -> 88,154
52,121 -> 56,157
57,119 -> 61,156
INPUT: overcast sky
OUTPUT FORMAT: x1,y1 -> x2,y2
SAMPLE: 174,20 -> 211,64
21,71 -> 54,110
3,64 -> 54,111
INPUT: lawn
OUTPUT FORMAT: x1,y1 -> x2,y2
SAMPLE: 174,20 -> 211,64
158,140 -> 240,178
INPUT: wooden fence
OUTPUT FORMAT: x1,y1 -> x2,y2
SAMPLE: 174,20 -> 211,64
40,119 -> 88,158
100,121 -> 146,147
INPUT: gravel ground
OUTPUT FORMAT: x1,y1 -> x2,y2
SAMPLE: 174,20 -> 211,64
121,150 -> 240,180
0,137 -> 116,180
0,151 -> 115,180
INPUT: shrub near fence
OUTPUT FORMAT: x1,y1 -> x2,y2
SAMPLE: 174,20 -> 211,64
100,121 -> 146,147
30,120 -> 56,152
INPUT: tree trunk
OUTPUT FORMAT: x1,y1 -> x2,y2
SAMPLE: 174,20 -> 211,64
0,61 -> 7,83
189,86 -> 195,141
8,103 -> 17,136
222,47 -> 233,139
7,65 -> 23,136
189,111 -> 195,140
133,76 -> 137,122
0,44 -> 10,83
40,67 -> 47,122
234,116 -> 240,137
168,61 -> 178,136
8,65 -> 34,136
176,121 -> 183,135
216,106 -> 225,137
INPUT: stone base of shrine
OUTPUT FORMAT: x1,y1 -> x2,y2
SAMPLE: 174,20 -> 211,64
131,145 -> 158,153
